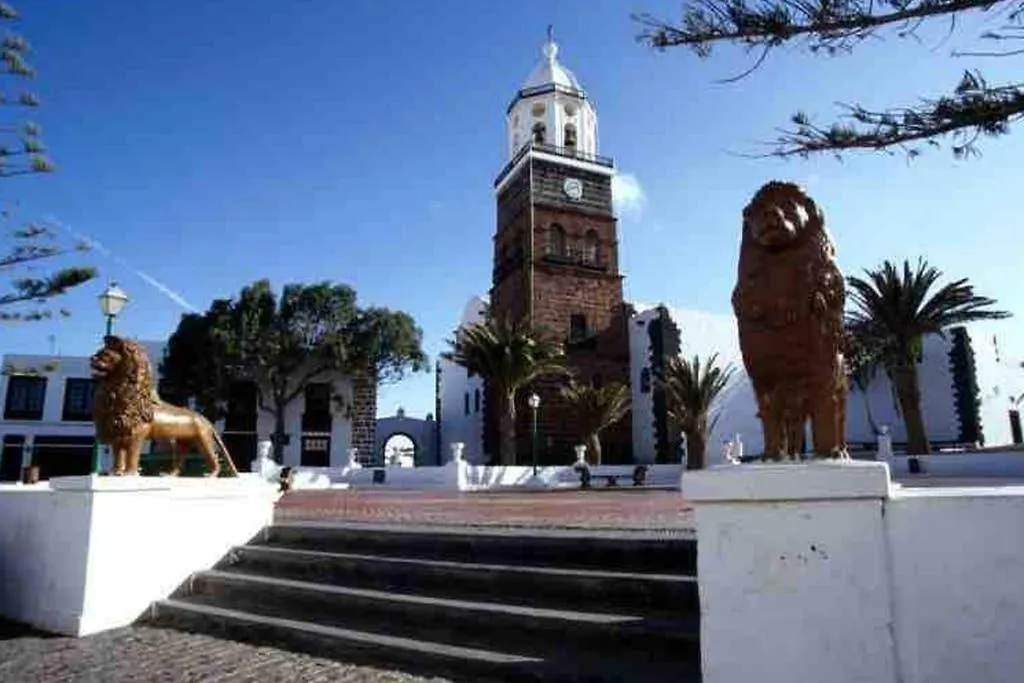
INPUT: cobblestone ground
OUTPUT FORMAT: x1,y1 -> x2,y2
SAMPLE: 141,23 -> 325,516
0,622 -> 456,683
275,488 -> 695,532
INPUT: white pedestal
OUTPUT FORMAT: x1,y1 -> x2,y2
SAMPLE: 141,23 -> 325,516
684,461 -> 897,683
0,474 -> 278,636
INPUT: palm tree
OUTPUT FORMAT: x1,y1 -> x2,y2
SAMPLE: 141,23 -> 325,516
847,259 -> 1010,455
845,324 -> 884,437
660,353 -> 735,470
443,316 -> 565,465
560,381 -> 631,465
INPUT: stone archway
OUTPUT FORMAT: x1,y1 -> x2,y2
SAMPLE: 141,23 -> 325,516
381,432 -> 417,466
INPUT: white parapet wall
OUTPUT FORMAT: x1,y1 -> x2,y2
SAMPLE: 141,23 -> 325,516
0,474 -> 278,636
285,462 -> 685,492
684,461 -> 1024,683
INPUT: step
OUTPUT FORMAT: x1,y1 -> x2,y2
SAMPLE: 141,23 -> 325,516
261,522 -> 697,575
219,544 -> 699,615
151,598 -> 700,683
187,569 -> 700,659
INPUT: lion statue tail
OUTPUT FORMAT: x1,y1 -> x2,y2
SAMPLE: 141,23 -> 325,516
210,423 -> 240,477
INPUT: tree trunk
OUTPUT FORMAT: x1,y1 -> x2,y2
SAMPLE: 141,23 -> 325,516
272,407 -> 286,463
587,433 -> 602,466
891,364 -> 930,455
499,392 -> 516,466
685,428 -> 707,470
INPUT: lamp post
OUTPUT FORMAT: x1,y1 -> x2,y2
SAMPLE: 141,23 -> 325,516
98,282 -> 129,336
94,282 -> 129,473
527,392 -> 540,477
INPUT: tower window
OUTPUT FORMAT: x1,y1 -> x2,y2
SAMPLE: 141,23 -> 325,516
641,368 -> 652,394
547,223 -> 565,256
569,314 -> 588,342
564,123 -> 577,151
532,122 -> 546,145
583,230 -> 599,265
464,392 -> 470,415
474,388 -> 481,413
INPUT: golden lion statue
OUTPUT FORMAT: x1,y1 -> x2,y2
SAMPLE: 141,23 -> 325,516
732,181 -> 848,460
91,335 -> 239,477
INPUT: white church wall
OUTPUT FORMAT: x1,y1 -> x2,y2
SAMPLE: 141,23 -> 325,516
438,297 -> 487,463
973,332 -> 1024,447
630,305 -> 996,460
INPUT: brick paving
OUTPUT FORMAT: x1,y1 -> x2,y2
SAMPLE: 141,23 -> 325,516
0,621 -> 456,683
274,488 -> 695,532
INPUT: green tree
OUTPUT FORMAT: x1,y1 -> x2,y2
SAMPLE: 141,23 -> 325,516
443,317 -> 566,465
845,323 -> 885,437
636,0 -> 1024,159
847,259 -> 1010,454
660,353 -> 735,469
159,299 -> 233,420
560,381 -> 631,465
161,279 -> 427,462
1,4 -> 94,320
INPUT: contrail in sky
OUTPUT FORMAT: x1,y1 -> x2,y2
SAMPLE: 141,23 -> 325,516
48,217 -> 199,313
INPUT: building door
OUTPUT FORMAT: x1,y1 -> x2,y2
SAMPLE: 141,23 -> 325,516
0,435 -> 25,482
300,435 -> 331,467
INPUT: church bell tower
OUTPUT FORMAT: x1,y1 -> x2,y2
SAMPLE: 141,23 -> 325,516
488,28 -> 632,463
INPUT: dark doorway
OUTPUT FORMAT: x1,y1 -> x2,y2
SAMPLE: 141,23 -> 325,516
301,435 -> 331,467
31,435 -> 95,479
0,435 -> 25,482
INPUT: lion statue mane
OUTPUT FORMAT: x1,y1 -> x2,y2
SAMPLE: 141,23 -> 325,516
91,335 -> 239,476
732,181 -> 848,460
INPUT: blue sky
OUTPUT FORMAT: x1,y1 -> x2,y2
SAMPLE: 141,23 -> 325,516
4,0 -> 1023,417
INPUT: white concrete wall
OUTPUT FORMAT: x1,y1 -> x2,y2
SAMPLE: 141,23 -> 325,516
0,475 -> 277,635
887,488 -> 1024,683
889,449 -> 1024,478
685,462 -> 1024,683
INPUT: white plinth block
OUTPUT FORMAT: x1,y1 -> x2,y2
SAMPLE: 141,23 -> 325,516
684,462 -> 898,683
0,475 -> 278,636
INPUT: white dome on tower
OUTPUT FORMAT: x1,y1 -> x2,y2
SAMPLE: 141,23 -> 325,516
522,34 -> 583,92
504,27 -> 599,161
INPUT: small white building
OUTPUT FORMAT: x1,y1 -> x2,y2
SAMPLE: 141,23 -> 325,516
0,342 -> 377,479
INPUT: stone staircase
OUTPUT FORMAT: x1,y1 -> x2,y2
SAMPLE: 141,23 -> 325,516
147,522 -> 701,682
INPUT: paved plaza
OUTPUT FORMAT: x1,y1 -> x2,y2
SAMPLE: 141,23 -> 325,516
274,487 -> 695,532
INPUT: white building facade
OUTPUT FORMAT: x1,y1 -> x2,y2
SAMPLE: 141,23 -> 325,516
0,342 -> 372,480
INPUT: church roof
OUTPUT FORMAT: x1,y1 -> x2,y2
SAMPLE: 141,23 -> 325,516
519,27 -> 584,94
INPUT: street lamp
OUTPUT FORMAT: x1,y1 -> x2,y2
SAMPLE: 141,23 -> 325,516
98,282 -> 129,336
527,392 -> 541,477
94,282 -> 128,474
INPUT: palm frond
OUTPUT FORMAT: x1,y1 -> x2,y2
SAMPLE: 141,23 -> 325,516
847,257 -> 1010,368
443,316 -> 566,397
659,353 -> 735,433
560,381 -> 631,435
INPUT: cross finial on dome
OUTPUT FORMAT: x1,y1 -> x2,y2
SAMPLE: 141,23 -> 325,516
542,24 -> 558,62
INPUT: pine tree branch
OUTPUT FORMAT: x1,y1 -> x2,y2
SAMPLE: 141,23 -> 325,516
635,0 -> 1009,55
767,71 -> 1024,157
